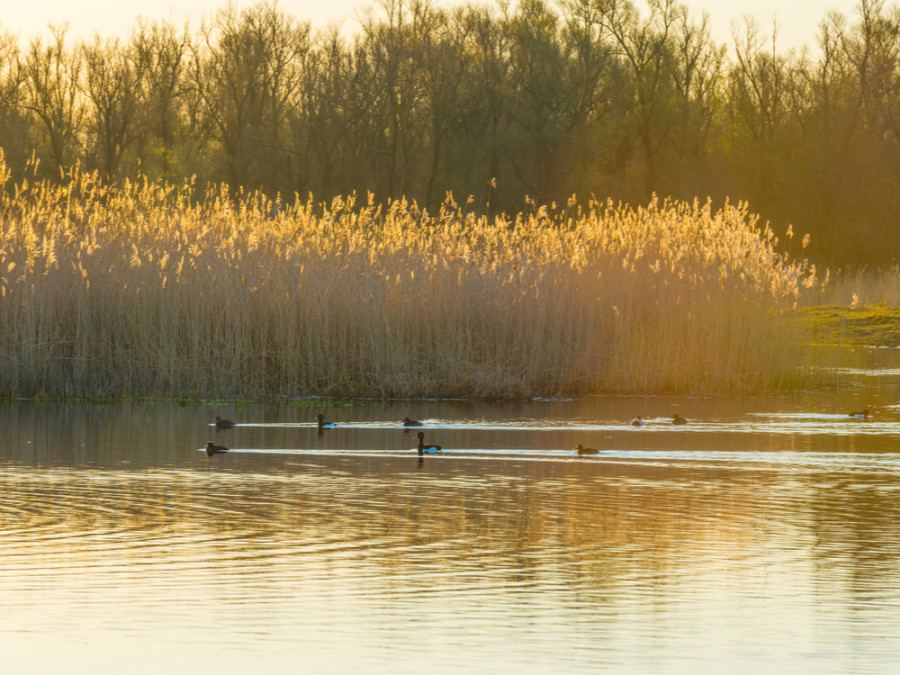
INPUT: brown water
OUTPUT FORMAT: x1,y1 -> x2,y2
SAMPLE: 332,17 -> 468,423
3,369 -> 900,672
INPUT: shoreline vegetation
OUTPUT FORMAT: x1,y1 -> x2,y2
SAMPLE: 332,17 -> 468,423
1,1 -> 899,400
797,305 -> 900,348
0,165 -> 838,400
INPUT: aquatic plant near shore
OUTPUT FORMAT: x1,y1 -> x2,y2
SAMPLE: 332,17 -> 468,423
0,165 -> 820,398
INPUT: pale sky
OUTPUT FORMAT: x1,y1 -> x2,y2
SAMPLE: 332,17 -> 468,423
1,0 -> 867,50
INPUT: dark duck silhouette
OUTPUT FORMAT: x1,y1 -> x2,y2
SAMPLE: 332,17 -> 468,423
317,414 -> 336,430
576,444 -> 599,455
206,441 -> 228,457
849,409 -> 869,419
416,431 -> 442,455
630,416 -> 645,427
672,414 -> 688,425
213,415 -> 236,429
402,417 -> 423,426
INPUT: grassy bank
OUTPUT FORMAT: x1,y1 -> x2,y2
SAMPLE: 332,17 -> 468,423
0,167 -> 821,398
796,305 -> 900,347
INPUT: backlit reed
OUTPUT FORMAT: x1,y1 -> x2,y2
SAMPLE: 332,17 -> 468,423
0,165 -> 820,398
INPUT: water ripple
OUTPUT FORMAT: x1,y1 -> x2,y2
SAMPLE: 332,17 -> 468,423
5,401 -> 900,673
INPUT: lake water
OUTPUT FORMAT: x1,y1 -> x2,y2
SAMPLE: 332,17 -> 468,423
3,353 -> 900,673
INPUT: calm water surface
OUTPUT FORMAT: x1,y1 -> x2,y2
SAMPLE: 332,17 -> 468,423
4,359 -> 900,672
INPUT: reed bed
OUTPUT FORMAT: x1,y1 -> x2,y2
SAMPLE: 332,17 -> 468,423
0,165 -> 820,398
804,265 -> 900,307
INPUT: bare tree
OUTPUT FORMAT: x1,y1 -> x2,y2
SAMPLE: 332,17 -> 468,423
22,26 -> 82,173
414,5 -> 475,206
131,18 -> 190,179
599,0 -> 683,196
352,0 -> 428,200
667,8 -> 725,190
294,26 -> 356,199
82,36 -> 143,179
191,2 -> 309,190
0,29 -> 30,174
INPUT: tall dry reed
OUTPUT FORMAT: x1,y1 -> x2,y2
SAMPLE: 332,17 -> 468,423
803,265 -> 900,307
0,164 -> 820,398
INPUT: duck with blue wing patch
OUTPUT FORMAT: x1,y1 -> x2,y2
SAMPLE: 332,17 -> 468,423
416,432 -> 442,455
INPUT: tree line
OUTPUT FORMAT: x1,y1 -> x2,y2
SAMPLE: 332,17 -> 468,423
0,0 -> 898,265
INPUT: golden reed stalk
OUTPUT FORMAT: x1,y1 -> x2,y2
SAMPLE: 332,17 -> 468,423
0,163 -> 820,398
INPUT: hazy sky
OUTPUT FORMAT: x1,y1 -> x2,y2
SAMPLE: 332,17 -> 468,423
3,0 -> 865,50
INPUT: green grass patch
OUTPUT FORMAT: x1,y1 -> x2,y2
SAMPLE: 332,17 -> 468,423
796,304 -> 900,346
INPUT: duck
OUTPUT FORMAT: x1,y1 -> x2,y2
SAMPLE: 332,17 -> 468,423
401,417 -> 423,426
672,414 -> 688,425
849,409 -> 869,419
576,444 -> 599,455
416,431 -> 442,455
630,416 -> 645,427
213,415 -> 236,429
317,413 -> 336,430
206,441 -> 228,457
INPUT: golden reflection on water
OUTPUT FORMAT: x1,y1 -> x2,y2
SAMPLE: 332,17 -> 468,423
3,400 -> 900,672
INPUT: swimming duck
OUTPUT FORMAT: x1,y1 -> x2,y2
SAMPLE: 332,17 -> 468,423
213,415 -> 236,429
576,444 -> 599,455
206,441 -> 228,456
416,431 -> 442,455
402,417 -> 423,426
317,414 -> 336,430
849,409 -> 869,419
630,416 -> 645,427
672,414 -> 688,425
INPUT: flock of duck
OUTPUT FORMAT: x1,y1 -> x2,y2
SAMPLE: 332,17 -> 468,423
205,408 -> 872,458
203,411 -> 697,458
